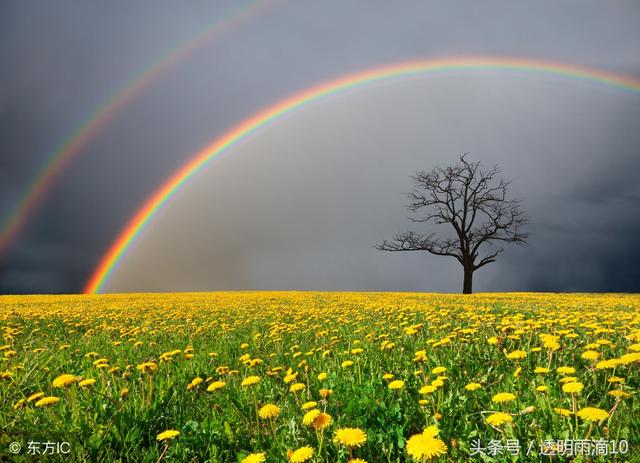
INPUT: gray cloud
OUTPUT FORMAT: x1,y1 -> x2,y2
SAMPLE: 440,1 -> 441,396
1,0 -> 639,293
106,77 -> 640,293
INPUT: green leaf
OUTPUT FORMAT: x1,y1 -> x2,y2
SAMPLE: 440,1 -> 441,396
223,421 -> 234,443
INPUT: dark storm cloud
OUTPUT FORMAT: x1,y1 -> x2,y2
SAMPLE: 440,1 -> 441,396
498,143 -> 640,293
491,96 -> 640,293
1,0 -> 639,293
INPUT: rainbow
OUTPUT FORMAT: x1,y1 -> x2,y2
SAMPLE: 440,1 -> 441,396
0,0 -> 275,256
85,56 -> 640,293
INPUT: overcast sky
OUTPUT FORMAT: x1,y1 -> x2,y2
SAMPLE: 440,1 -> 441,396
1,0 -> 639,294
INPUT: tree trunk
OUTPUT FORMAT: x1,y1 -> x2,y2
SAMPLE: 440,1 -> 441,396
463,266 -> 473,294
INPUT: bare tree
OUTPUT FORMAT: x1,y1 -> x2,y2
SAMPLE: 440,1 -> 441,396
376,154 -> 528,294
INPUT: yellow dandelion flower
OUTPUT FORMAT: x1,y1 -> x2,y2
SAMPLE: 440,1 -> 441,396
487,337 -> 499,345
13,399 -> 25,410
485,412 -> 513,426
136,362 -> 157,373
554,407 -> 572,417
576,407 -> 609,422
120,388 -> 129,398
347,459 -> 367,463
35,396 -> 60,407
241,453 -> 266,463
533,367 -> 550,374
319,388 -> 333,398
541,335 -> 560,350
581,350 -> 599,361
156,430 -> 180,441
27,392 -> 45,402
618,352 -> 640,364
406,431 -> 448,461
562,382 -> 584,394
301,401 -> 318,410
241,376 -> 261,387
52,374 -> 81,388
341,360 -> 354,368
312,412 -> 332,430
259,403 -> 281,419
290,382 -> 305,393
506,350 -> 527,360
608,376 -> 624,383
78,378 -> 96,388
388,380 -> 405,390
419,385 -> 437,394
608,390 -> 630,399
596,359 -> 620,369
556,366 -> 575,375
559,376 -> 578,384
422,425 -> 439,437
465,383 -> 481,391
207,381 -> 226,392
289,445 -> 314,463
284,372 -> 298,383
431,366 -> 447,375
334,427 -> 367,448
303,409 -> 321,426
413,350 -> 428,362
491,392 -> 516,404
317,372 -> 328,381
382,373 -> 394,380
536,385 -> 548,392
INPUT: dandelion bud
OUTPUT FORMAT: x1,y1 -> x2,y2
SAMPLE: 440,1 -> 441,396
520,405 -> 535,414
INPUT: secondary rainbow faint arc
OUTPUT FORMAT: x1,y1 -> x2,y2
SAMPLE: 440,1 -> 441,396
0,0 -> 275,256
84,56 -> 640,294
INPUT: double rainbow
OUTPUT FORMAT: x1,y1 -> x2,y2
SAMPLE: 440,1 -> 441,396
0,0 -> 275,256
85,56 -> 640,293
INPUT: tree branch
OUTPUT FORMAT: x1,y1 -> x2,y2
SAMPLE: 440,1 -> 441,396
377,153 -> 529,281
376,231 -> 463,264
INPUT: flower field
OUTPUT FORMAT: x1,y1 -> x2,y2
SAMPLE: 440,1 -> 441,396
1,292 -> 639,462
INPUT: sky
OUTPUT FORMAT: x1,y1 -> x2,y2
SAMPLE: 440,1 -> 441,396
1,0 -> 639,294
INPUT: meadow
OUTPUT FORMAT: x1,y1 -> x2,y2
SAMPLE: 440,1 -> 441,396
0,292 -> 638,462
